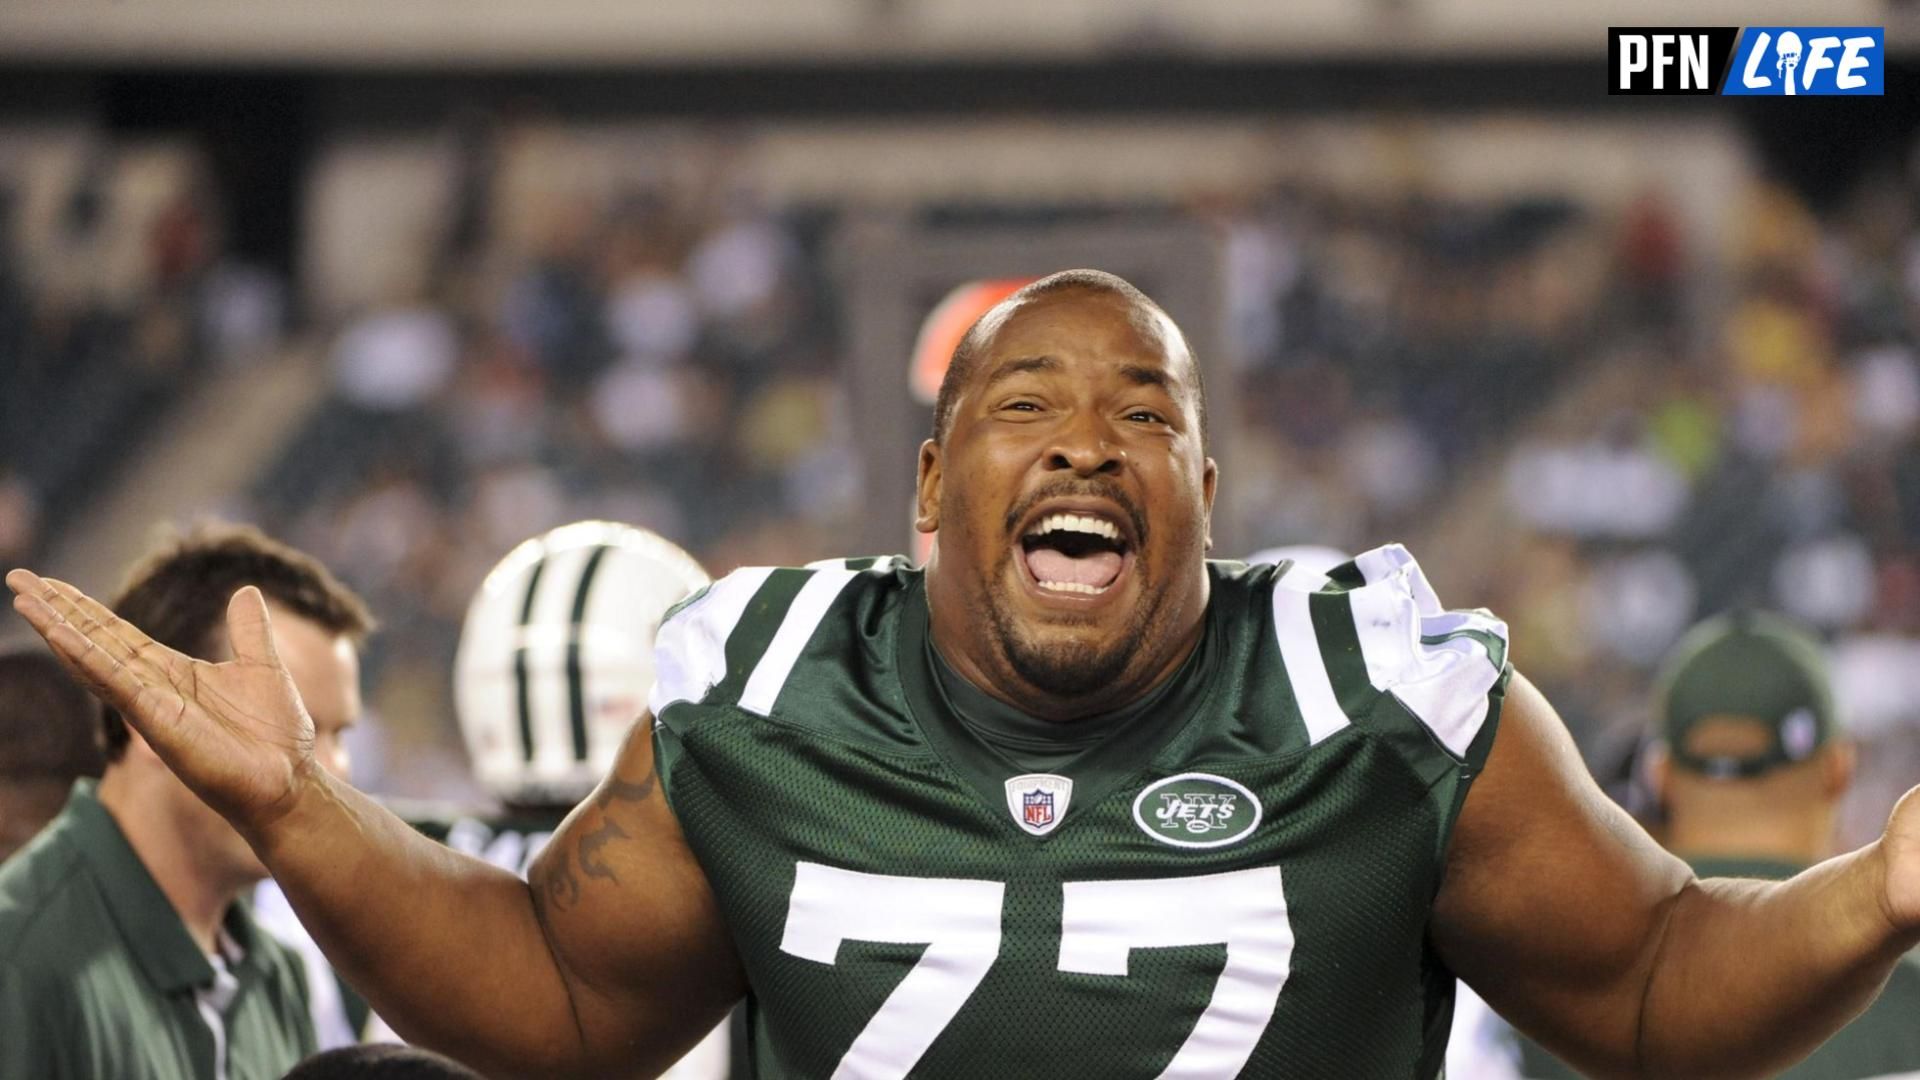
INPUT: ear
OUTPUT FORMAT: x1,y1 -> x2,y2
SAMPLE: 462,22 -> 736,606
1201,457 -> 1219,551
915,439 -> 942,534
1822,739 -> 1857,800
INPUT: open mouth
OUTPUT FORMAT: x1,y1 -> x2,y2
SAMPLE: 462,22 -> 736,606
1018,511 -> 1132,596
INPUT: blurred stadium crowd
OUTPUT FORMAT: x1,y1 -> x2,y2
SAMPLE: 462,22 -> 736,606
0,139 -> 237,568
1,115 -> 1917,831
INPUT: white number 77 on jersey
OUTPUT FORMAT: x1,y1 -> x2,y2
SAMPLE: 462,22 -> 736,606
780,862 -> 1294,1079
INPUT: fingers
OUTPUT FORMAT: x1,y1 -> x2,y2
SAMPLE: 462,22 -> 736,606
12,588 -> 151,713
33,575 -> 152,667
5,568 -> 52,608
7,570 -> 176,715
9,576 -> 105,671
226,586 -> 282,667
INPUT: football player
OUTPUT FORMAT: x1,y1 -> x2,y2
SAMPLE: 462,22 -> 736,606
442,520 -> 713,882
12,270 -> 1920,1078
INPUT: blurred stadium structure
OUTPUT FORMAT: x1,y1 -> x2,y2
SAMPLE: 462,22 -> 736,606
1,0 -> 1918,840
0,0 -> 1912,63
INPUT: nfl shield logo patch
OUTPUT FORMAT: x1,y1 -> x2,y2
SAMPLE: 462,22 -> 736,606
1024,790 -> 1054,828
1003,773 -> 1073,837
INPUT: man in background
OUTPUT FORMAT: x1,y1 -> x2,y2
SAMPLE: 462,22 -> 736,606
0,646 -> 104,861
1501,611 -> 1920,1079
0,523 -> 374,1080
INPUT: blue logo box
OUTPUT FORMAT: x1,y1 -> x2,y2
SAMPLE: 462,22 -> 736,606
1721,27 -> 1884,95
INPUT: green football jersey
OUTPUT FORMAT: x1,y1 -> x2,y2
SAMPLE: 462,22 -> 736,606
651,546 -> 1511,1079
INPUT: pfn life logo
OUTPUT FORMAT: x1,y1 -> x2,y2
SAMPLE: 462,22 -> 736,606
1609,27 -> 1883,95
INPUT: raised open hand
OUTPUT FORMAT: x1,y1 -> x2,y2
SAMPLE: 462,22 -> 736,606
7,568 -> 317,830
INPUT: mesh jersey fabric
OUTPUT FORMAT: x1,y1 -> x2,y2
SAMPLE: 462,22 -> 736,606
651,547 -> 1511,1079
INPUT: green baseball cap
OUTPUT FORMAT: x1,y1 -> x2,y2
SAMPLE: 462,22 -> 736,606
1656,610 -> 1835,780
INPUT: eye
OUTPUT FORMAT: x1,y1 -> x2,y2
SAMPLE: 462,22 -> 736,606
1000,400 -> 1043,414
1126,409 -> 1168,424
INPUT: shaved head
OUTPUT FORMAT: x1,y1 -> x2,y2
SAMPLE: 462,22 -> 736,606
916,267 -> 1218,719
931,269 -> 1206,448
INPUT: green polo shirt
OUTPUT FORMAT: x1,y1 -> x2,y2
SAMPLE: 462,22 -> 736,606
1513,856 -> 1920,1080
0,781 -> 316,1080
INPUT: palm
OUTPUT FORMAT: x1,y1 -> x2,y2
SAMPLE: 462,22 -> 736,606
144,653 -> 313,820
6,569 -> 315,827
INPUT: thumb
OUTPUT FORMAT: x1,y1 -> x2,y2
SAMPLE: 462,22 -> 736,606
227,586 -> 281,666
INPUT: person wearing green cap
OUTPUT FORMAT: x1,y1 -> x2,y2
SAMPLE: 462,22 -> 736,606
1505,611 -> 1920,1079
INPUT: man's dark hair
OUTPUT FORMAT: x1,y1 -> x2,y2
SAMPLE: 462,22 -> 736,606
930,268 -> 1208,449
281,1044 -> 485,1080
102,522 -> 376,763
0,647 -> 104,780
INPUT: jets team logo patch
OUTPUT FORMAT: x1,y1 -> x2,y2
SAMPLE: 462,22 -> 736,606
1132,772 -> 1262,849
1004,773 -> 1073,837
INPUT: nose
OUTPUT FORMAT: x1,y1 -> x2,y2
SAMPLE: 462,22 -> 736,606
1045,415 -> 1125,477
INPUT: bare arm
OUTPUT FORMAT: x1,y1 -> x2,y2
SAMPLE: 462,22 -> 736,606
6,571 -> 744,1078
1434,673 -> 1920,1080
267,724 -> 743,1078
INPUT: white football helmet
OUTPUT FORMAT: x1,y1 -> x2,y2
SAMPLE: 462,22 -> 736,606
455,521 -> 710,807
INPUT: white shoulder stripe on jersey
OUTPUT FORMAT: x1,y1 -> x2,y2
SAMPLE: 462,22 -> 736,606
739,567 -> 862,716
1346,576 -> 1414,697
1272,559 -> 1331,593
1349,544 -> 1507,759
1270,586 -> 1352,746
1354,545 -> 1442,611
648,566 -> 778,716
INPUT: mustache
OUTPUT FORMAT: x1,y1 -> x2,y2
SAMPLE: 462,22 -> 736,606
1003,479 -> 1148,548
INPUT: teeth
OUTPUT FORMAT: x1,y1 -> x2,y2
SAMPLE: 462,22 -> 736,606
1037,580 -> 1111,595
1029,513 -> 1121,542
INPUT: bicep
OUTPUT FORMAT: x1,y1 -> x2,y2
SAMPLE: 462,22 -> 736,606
1431,672 -> 1692,1078
529,715 -> 746,1075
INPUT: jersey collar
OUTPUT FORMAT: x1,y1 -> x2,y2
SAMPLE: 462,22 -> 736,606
930,642 -> 1158,766
895,574 -> 1220,838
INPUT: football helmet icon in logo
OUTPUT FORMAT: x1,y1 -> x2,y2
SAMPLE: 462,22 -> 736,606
1776,30 -> 1803,95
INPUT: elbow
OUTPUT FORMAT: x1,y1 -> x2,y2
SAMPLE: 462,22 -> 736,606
1625,876 -> 1702,1080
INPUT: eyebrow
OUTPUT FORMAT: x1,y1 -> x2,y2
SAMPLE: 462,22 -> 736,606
1118,364 -> 1175,393
982,355 -> 1185,403
981,355 -> 1060,389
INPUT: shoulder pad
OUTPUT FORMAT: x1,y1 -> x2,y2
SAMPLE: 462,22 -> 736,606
1337,544 -> 1509,758
650,558 -> 910,717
